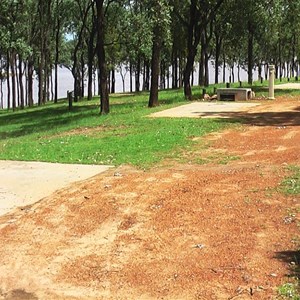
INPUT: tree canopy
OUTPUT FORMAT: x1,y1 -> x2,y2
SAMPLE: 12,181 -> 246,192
0,0 -> 299,111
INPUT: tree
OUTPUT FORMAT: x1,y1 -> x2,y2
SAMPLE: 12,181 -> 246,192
172,0 -> 226,100
95,0 -> 109,114
148,0 -> 171,107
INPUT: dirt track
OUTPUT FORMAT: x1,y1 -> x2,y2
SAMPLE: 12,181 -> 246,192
0,96 -> 300,300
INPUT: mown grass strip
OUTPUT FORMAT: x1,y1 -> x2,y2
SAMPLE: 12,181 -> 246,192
0,88 -> 234,168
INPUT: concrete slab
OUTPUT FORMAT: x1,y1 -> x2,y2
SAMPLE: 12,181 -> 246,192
149,101 -> 261,119
275,83 -> 300,89
0,161 -> 112,216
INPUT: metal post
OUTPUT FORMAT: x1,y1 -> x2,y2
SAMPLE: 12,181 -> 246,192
268,65 -> 275,100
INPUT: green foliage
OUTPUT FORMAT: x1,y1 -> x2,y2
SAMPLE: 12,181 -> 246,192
280,166 -> 300,195
278,283 -> 300,299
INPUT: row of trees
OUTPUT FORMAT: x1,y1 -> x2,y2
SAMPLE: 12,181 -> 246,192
0,0 -> 300,112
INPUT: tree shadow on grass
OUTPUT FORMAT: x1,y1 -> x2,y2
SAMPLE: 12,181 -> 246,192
0,105 -> 100,139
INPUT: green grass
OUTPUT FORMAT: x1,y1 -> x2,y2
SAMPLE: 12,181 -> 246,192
1,78 -> 299,168
281,166 -> 300,195
278,283 -> 300,299
0,87 -> 235,168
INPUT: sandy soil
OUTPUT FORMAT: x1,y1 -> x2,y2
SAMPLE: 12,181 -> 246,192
0,96 -> 300,300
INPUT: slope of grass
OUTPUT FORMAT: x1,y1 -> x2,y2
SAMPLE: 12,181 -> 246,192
0,88 -> 233,168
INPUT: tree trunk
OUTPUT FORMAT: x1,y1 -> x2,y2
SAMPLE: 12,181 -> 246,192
204,52 -> 209,87
43,53 -> 49,103
247,21 -> 254,85
87,23 -> 96,100
148,27 -> 161,108
143,60 -> 150,91
172,47 -> 178,89
50,70 -> 54,101
38,57 -> 44,105
28,59 -> 34,107
111,69 -> 115,93
0,61 -> 3,109
135,57 -> 141,92
214,32 -> 222,84
129,62 -> 133,92
54,62 -> 58,103
18,57 -> 25,109
54,13 -> 60,103
160,59 -> 165,89
198,43 -> 205,86
183,50 -> 196,100
15,55 -> 20,107
81,52 -> 85,98
6,51 -> 10,110
95,0 -> 109,114
10,52 -> 17,111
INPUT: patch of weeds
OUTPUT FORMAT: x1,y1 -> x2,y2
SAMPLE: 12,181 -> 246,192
244,195 -> 251,204
278,282 -> 300,299
218,155 -> 240,165
265,187 -> 276,198
248,188 -> 260,193
194,157 -> 210,165
281,166 -> 300,195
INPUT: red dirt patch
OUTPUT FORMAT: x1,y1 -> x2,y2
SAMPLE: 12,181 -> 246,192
0,97 -> 299,299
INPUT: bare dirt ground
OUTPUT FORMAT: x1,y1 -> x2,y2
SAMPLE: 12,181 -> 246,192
0,96 -> 300,300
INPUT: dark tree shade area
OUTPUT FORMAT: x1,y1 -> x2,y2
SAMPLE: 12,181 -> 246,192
0,0 -> 299,111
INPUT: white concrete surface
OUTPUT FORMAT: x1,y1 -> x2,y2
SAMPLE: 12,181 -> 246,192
275,83 -> 300,89
149,102 -> 261,119
0,161 -> 112,216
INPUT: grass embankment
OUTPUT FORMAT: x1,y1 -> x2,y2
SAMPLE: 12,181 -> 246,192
0,79 -> 299,168
0,78 -> 299,167
0,87 -> 233,168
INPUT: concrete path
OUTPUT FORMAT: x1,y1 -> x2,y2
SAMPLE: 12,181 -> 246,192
149,101 -> 261,118
275,83 -> 300,89
0,161 -> 111,216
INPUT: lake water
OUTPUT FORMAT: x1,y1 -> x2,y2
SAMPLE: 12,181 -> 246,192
0,62 -> 258,109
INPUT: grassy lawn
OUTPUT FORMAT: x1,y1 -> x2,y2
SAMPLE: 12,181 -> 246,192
0,87 -> 235,168
0,79 -> 299,168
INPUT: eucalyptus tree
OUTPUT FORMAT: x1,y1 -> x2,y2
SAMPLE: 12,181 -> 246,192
210,1 -> 233,84
95,0 -> 110,114
172,0 -> 226,100
0,0 -> 33,110
67,0 -> 93,102
0,0 -> 11,109
227,0 -> 274,84
119,1 -> 153,92
105,1 -> 128,94
278,0 -> 300,78
35,0 -> 54,105
147,0 -> 171,107
169,1 -> 187,89
52,0 -> 71,103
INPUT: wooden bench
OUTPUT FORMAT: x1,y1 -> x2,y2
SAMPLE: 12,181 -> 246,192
217,88 -> 252,101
